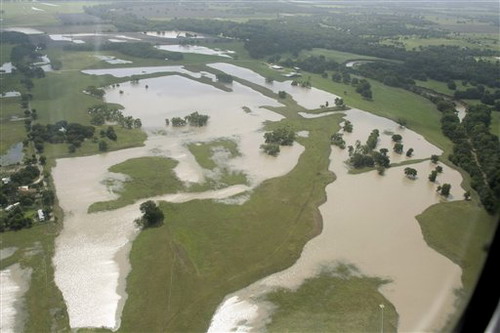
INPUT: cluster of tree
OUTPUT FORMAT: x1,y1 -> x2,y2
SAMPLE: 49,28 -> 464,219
279,55 -> 339,74
0,206 -> 33,232
332,71 -> 352,85
354,79 -> 373,100
185,112 -> 209,127
357,46 -> 499,90
135,200 -> 164,229
261,127 -> 295,156
216,73 -> 233,83
428,165 -> 443,182
437,102 -> 499,213
331,133 -> 346,149
9,165 -> 40,186
454,87 -> 500,107
85,86 -> 105,98
347,136 -> 391,172
28,121 -> 95,153
88,104 -> 142,129
291,79 -> 311,88
169,112 -> 209,127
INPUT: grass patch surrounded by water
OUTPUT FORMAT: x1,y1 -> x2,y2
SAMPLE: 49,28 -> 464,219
265,266 -> 398,333
88,156 -> 183,213
187,138 -> 240,170
416,201 -> 497,293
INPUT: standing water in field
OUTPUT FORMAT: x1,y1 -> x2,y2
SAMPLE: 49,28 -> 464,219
52,72 -> 304,330
209,108 -> 463,332
0,264 -> 32,333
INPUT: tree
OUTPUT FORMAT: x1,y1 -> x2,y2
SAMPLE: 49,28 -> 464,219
171,117 -> 187,127
391,134 -> 402,142
343,120 -> 353,133
431,155 -> 439,164
185,112 -> 209,127
464,191 -> 471,201
428,170 -> 438,182
106,126 -> 117,141
440,183 -> 451,197
334,97 -> 344,107
435,166 -> 443,173
404,167 -> 417,179
260,143 -> 280,156
135,200 -> 164,229
447,81 -> 457,90
98,140 -> 108,152
380,148 -> 389,156
393,143 -> 404,154
133,118 -> 142,128
406,148 -> 414,157
278,91 -> 287,99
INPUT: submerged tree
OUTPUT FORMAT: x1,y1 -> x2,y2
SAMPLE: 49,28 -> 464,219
404,167 -> 417,179
440,183 -> 452,197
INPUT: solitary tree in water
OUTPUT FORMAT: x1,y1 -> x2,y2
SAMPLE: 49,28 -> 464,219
135,200 -> 164,229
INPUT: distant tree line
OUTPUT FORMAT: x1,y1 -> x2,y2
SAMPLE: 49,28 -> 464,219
435,100 -> 499,213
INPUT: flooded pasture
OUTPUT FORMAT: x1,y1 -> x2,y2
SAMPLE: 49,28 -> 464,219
208,63 -> 340,109
156,45 -> 234,58
53,71 -> 304,329
209,108 -> 464,332
0,142 -> 24,166
143,30 -> 206,39
0,264 -> 32,333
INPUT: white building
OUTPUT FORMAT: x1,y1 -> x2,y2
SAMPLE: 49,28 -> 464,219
37,209 -> 45,221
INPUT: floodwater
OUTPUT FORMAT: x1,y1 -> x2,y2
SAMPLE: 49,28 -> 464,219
4,27 -> 44,35
0,142 -> 24,166
143,30 -> 206,39
0,62 -> 16,74
0,247 -> 18,261
455,102 -> 467,122
209,108 -> 464,332
53,72 -> 304,329
0,91 -> 21,98
0,264 -> 32,333
156,45 -> 233,58
95,55 -> 132,65
208,63 -> 340,109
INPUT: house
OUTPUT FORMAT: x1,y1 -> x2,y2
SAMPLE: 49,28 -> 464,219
37,209 -> 45,222
271,65 -> 283,70
1,177 -> 10,184
5,202 -> 20,212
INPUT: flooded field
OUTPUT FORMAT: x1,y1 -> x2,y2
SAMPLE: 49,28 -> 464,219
0,264 -> 32,333
52,71 -> 304,329
56,62 -> 465,331
208,63 -> 340,109
143,30 -> 206,39
0,142 -> 24,166
156,45 -> 234,58
209,108 -> 463,332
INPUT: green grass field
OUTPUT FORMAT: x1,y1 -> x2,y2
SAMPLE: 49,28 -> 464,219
1,2 -> 93,27
0,97 -> 26,154
88,156 -> 183,213
491,111 -> 500,137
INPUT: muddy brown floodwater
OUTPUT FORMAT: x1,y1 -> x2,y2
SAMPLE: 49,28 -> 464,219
209,107 -> 464,332
52,70 -> 304,330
